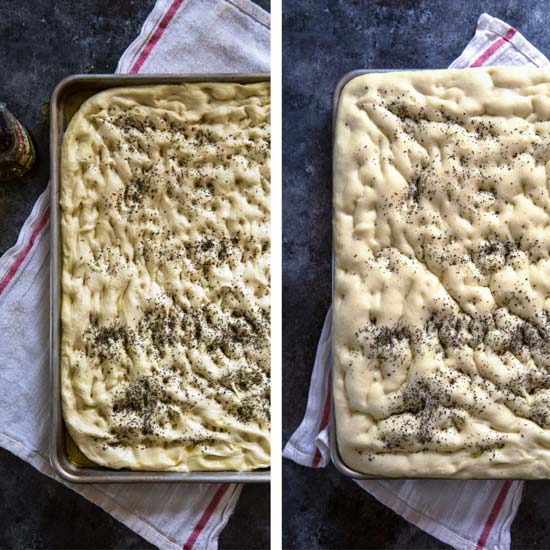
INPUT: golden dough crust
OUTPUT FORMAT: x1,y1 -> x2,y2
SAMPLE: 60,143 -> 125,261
61,82 -> 270,471
333,67 -> 550,478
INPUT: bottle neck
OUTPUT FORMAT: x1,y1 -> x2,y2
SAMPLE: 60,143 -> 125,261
0,106 -> 15,154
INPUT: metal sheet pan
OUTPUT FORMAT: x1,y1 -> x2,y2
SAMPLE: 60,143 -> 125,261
50,74 -> 270,483
329,69 -> 528,480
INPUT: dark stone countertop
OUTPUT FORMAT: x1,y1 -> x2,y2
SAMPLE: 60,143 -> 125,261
283,1 -> 550,548
0,1 -> 269,549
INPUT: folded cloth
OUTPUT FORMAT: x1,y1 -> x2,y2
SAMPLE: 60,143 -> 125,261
117,0 -> 269,74
283,13 -> 548,550
0,1 -> 269,549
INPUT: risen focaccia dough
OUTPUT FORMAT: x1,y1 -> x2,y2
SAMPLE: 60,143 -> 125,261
61,82 -> 270,471
333,67 -> 550,478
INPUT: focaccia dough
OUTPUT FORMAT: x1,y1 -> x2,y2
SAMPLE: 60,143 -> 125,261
333,67 -> 550,478
60,82 -> 270,471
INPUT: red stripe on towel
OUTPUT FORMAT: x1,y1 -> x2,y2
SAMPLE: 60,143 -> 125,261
0,207 -> 50,297
183,483 -> 230,549
312,370 -> 332,468
130,0 -> 184,73
471,28 -> 517,67
476,480 -> 513,549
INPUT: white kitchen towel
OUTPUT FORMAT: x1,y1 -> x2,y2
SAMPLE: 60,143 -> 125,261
283,13 -> 548,550
117,0 -> 269,74
0,1 -> 269,549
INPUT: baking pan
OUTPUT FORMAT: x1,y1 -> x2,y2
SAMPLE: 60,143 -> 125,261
50,74 -> 270,483
328,69 -> 537,480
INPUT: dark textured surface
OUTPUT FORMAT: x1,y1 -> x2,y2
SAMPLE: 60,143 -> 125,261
283,1 -> 550,549
0,1 -> 269,549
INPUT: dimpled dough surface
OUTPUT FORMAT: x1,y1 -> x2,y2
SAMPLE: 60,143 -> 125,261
60,82 -> 270,471
333,67 -> 550,478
